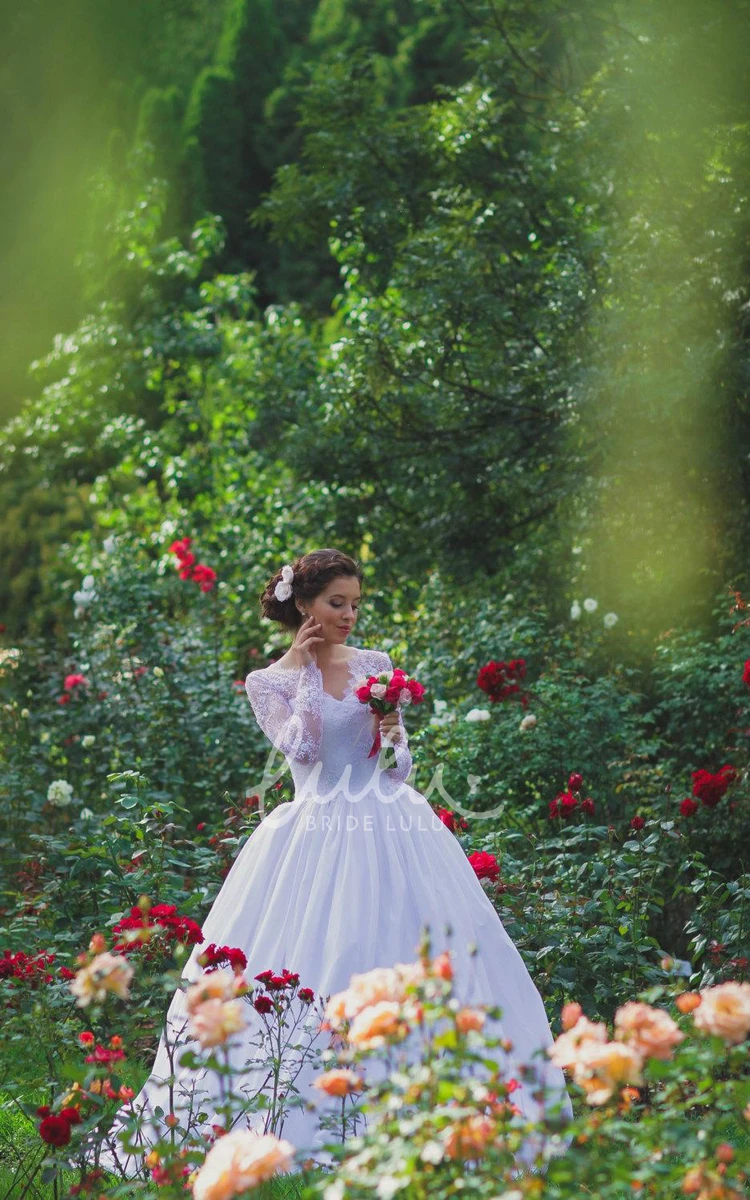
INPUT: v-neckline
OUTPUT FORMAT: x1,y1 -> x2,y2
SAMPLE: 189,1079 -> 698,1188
268,646 -> 362,704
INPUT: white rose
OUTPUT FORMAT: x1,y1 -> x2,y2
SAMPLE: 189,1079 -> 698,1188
465,708 -> 490,722
82,735 -> 95,748
47,779 -> 74,807
398,688 -> 412,705
519,713 -> 537,730
433,699 -> 447,714
370,683 -> 387,699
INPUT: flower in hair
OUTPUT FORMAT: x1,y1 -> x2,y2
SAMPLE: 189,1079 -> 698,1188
274,564 -> 294,602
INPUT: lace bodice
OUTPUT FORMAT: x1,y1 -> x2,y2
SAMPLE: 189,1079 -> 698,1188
244,647 -> 414,800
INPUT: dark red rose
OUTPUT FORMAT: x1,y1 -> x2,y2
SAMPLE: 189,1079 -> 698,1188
298,988 -> 315,1003
253,995 -> 273,1014
679,797 -> 699,817
568,772 -> 584,793
39,1115 -> 73,1146
630,816 -> 645,831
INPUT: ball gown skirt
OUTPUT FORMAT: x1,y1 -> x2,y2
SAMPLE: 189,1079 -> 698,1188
95,647 -> 574,1177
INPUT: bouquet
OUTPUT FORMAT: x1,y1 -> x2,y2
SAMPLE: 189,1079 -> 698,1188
355,666 -> 426,770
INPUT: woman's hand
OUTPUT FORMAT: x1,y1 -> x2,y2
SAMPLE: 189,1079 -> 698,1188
375,709 -> 405,746
291,615 -> 325,667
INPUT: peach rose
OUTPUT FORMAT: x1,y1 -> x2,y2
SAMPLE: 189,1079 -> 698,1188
347,1001 -> 409,1048
188,998 -> 246,1049
614,1001 -> 685,1060
69,952 -> 134,1007
572,1040 -> 644,1106
312,1068 -> 365,1098
561,1001 -> 583,1030
192,1129 -> 295,1200
692,981 -> 750,1046
546,1014 -> 608,1069
185,969 -> 245,1015
430,951 -> 453,981
444,1114 -> 497,1160
456,1007 -> 486,1034
676,992 -> 701,1014
325,961 -> 425,1029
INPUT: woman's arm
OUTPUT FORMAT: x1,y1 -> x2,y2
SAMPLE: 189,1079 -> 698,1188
245,660 -> 323,765
378,651 -> 414,783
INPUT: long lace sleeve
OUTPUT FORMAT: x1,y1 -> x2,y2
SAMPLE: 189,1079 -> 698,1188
244,660 -> 323,765
379,651 -> 414,783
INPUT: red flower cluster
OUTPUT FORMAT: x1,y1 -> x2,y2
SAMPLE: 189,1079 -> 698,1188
548,771 -> 595,820
64,673 -> 88,691
468,851 -> 499,882
476,659 -> 528,706
37,1104 -> 81,1146
169,536 -> 217,593
691,765 -> 736,809
680,797 -> 699,817
355,666 -> 426,758
198,943 -> 248,973
112,903 -> 204,955
0,949 -> 59,986
251,968 -> 315,1015
436,807 -> 469,833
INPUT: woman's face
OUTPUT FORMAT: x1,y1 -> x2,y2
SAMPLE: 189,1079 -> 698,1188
302,576 -> 361,644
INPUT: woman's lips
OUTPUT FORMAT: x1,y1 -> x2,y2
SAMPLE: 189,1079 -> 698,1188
338,626 -> 351,632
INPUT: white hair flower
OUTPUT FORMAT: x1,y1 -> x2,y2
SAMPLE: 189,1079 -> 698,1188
603,612 -> 619,629
519,713 -> 537,731
570,601 -> 582,621
583,597 -> 598,613
274,564 -> 294,602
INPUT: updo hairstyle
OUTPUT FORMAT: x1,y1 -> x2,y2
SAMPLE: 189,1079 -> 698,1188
259,549 -> 363,632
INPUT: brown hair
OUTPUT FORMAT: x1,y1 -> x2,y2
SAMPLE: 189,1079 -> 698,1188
259,549 -> 363,631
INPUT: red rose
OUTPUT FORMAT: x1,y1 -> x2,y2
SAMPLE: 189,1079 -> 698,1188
406,679 -> 426,702
679,797 -> 698,817
468,851 -> 499,881
298,988 -> 315,1003
59,1106 -> 82,1124
630,816 -> 645,831
567,772 -> 583,793
560,792 -> 578,817
253,995 -> 273,1014
743,659 -> 750,688
39,1115 -> 73,1146
691,765 -> 735,809
581,797 -> 595,815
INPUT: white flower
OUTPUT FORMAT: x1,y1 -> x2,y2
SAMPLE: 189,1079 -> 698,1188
82,574 -> 95,591
73,587 -> 96,609
420,1141 -> 445,1164
47,779 -> 74,807
572,545 -> 583,555
583,597 -> 598,613
81,735 -> 95,748
370,683 -> 387,699
20,708 -> 30,719
79,808 -> 95,820
398,688 -> 412,705
465,708 -> 490,722
603,611 -> 619,629
40,731 -> 50,744
519,713 -> 537,731
103,535 -> 118,554
570,601 -> 582,621
274,564 -> 294,602
433,699 -> 447,714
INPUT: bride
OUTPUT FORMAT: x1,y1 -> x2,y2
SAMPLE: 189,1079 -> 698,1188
97,547 -> 573,1176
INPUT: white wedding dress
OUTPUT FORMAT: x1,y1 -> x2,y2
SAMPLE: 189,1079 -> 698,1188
96,647 -> 573,1177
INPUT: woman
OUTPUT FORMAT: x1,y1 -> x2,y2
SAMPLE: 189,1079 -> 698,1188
98,548 -> 573,1176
